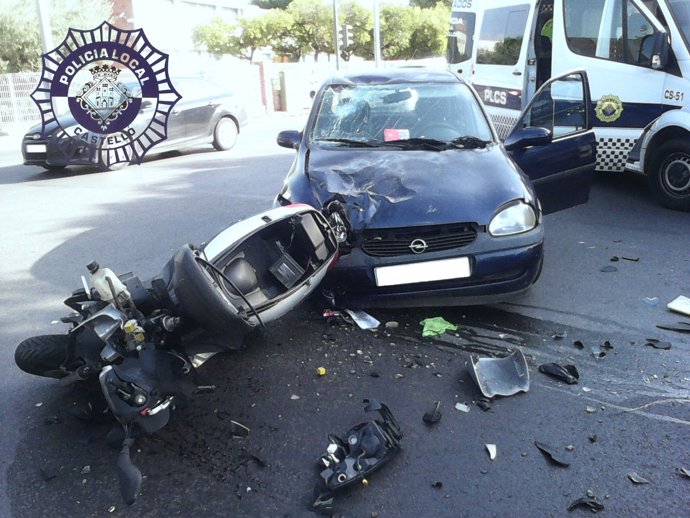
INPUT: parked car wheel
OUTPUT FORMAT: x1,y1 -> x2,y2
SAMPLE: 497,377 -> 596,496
648,139 -> 690,211
213,117 -> 239,151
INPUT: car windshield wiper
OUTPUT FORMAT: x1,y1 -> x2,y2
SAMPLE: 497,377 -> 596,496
379,138 -> 449,151
316,138 -> 380,147
448,136 -> 491,149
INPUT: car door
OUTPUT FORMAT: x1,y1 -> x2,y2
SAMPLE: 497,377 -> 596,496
504,70 -> 596,214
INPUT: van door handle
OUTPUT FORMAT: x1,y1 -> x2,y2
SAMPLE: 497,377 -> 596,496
512,69 -> 522,76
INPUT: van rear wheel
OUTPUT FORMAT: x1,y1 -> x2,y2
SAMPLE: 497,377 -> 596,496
648,139 -> 690,211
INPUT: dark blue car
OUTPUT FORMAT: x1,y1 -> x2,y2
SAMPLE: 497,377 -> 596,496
275,68 -> 595,308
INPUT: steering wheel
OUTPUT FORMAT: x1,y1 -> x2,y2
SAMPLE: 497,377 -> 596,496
415,123 -> 458,141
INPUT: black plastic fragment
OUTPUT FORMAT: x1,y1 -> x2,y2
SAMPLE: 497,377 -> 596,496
600,265 -> 617,272
573,340 -> 585,349
655,322 -> 690,333
676,467 -> 690,479
588,434 -> 598,443
311,399 -> 402,514
622,256 -> 639,262
431,481 -> 443,489
538,363 -> 579,384
477,399 -> 492,412
610,256 -> 619,262
40,465 -> 58,481
370,371 -> 380,378
567,494 -> 604,513
534,441 -> 571,467
644,338 -> 672,350
43,415 -> 61,425
423,401 -> 442,425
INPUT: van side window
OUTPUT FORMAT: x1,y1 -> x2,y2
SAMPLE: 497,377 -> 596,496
564,0 -> 659,67
477,5 -> 530,66
447,12 -> 476,64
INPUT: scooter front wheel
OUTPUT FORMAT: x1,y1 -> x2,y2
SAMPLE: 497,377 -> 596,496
15,334 -> 69,379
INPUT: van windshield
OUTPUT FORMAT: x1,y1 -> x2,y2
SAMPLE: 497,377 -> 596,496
311,82 -> 494,145
666,0 -> 690,47
447,11 -> 476,64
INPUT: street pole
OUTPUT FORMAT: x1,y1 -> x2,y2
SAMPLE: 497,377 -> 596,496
373,0 -> 382,68
333,0 -> 341,70
36,0 -> 53,53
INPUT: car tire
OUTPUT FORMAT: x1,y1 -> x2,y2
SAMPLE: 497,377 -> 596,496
15,334 -> 69,379
648,139 -> 690,211
42,164 -> 66,171
212,117 -> 239,151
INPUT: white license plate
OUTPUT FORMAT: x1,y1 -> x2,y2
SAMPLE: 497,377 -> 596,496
374,257 -> 471,287
26,144 -> 46,153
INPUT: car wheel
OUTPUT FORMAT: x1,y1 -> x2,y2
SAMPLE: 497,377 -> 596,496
42,164 -> 66,171
213,117 -> 239,151
648,139 -> 690,211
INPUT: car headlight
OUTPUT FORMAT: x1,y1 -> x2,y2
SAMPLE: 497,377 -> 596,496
488,201 -> 537,237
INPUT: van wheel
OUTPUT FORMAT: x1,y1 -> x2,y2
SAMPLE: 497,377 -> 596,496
15,334 -> 69,379
213,117 -> 239,151
648,139 -> 690,211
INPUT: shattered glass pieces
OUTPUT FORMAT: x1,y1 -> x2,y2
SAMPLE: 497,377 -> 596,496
422,401 -> 442,425
534,441 -> 571,467
538,363 -> 580,385
455,402 -> 470,413
627,471 -> 650,484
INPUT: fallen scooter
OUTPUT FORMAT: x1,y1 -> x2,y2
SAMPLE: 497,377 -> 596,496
15,205 -> 338,504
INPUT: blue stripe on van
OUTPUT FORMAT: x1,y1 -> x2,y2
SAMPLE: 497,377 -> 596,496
590,102 -> 679,128
472,84 -> 522,111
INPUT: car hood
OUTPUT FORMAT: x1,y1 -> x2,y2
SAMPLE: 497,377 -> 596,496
306,145 -> 532,229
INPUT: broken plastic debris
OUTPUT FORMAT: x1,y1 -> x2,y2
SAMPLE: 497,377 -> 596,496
477,399 -> 492,412
552,331 -> 567,340
291,394 -> 301,400
385,321 -> 399,329
468,349 -> 530,398
586,406 -> 597,414
644,339 -> 672,350
534,441 -> 571,467
431,481 -> 443,489
230,420 -> 250,438
422,401 -> 442,425
420,316 -> 457,337
454,402 -> 470,413
622,256 -> 639,262
655,322 -> 690,333
567,493 -> 604,513
610,255 -> 619,262
600,265 -> 617,272
667,295 -> 690,316
627,471 -> 650,484
642,296 -> 659,306
588,434 -> 598,443
345,309 -> 380,330
317,367 -> 327,376
676,467 -> 690,479
486,444 -> 497,460
311,399 -> 402,515
108,505 -> 116,513
81,465 -> 91,474
582,387 -> 592,392
538,363 -> 579,385
573,340 -> 585,349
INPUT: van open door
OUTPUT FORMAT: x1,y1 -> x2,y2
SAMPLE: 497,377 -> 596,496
504,70 -> 596,214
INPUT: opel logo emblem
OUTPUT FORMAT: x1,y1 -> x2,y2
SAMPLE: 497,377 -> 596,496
409,239 -> 428,254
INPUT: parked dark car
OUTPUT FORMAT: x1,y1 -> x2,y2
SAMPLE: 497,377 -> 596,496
22,77 -> 248,170
275,68 -> 596,308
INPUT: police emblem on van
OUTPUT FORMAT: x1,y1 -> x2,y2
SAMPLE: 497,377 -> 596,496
31,21 -> 180,170
595,94 -> 624,123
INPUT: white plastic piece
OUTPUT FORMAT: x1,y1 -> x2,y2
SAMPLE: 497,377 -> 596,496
454,402 -> 470,413
345,309 -> 380,329
486,444 -> 497,460
667,295 -> 690,316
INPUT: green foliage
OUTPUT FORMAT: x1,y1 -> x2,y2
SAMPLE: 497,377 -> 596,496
409,0 -> 452,9
251,0 -> 293,9
264,9 -> 300,61
477,37 -> 523,64
0,0 -> 114,73
287,0 -> 334,61
408,4 -> 450,59
193,17 -> 238,58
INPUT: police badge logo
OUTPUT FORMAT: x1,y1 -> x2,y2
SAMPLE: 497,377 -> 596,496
594,94 -> 624,123
31,22 -> 180,170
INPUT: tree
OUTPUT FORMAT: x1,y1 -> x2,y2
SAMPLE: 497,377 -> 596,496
0,0 -> 114,73
407,4 -> 449,59
339,1 -> 372,62
251,0 -> 293,9
264,9 -> 301,61
409,0 -> 451,9
193,16 -> 272,62
375,5 -> 416,60
287,0 -> 333,62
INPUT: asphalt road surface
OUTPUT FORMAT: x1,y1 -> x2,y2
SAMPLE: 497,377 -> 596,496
0,115 -> 688,517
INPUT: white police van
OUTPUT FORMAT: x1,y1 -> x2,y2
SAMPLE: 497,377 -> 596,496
447,0 -> 690,211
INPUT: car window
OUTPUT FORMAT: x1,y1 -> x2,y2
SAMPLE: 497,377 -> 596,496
311,82 -> 494,143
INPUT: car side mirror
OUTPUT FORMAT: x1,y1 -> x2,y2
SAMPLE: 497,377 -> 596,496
277,130 -> 301,150
504,127 -> 552,151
